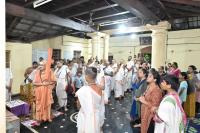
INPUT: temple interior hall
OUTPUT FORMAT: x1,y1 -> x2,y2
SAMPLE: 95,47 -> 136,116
1,0 -> 200,133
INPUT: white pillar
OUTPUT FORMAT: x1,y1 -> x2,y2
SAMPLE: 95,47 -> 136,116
103,35 -> 110,60
87,32 -> 109,60
91,35 -> 101,59
151,29 -> 167,69
146,21 -> 171,69
0,0 -> 6,132
87,39 -> 92,60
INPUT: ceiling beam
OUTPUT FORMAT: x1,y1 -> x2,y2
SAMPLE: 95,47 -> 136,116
155,0 -> 172,19
161,0 -> 200,7
7,17 -> 21,34
19,21 -> 36,40
6,3 -> 95,32
167,8 -> 200,17
164,2 -> 200,14
111,0 -> 159,20
29,31 -> 67,42
50,0 -> 89,13
13,28 -> 41,34
67,4 -> 118,18
24,0 -> 35,7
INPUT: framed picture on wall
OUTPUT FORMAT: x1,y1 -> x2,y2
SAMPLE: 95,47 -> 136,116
139,36 -> 152,45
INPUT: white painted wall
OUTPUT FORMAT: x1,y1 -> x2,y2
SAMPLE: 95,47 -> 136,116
6,42 -> 32,94
167,29 -> 200,71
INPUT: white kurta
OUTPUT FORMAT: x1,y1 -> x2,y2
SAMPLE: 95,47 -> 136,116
154,95 -> 184,133
54,66 -> 67,107
115,66 -> 125,98
76,86 -> 105,133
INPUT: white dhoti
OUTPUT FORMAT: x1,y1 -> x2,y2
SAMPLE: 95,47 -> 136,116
114,66 -> 125,98
55,66 -> 67,108
6,89 -> 11,102
126,72 -> 132,90
115,80 -> 124,98
111,77 -> 115,91
56,79 -> 67,107
104,76 -> 111,103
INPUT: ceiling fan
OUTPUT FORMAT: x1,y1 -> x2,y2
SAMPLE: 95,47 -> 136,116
73,11 -> 99,31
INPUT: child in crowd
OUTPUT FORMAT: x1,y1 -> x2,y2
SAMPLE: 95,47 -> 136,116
178,72 -> 188,107
74,71 -> 84,92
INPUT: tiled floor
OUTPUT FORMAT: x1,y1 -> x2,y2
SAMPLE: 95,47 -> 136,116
21,92 -> 139,133
20,91 -> 200,133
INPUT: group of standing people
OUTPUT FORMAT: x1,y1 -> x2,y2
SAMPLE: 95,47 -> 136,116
22,51 -> 200,133
130,61 -> 200,133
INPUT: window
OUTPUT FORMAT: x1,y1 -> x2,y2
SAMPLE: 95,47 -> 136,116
139,36 -> 152,45
6,50 -> 10,68
52,49 -> 61,62
73,51 -> 81,59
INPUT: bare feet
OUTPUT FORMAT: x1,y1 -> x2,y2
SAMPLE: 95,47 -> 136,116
133,123 -> 141,128
64,107 -> 68,112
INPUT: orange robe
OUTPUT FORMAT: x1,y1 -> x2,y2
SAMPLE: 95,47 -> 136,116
33,69 -> 56,121
141,86 -> 162,133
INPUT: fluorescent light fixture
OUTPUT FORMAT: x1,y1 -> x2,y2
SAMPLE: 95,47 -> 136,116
130,34 -> 136,39
118,25 -> 126,33
33,0 -> 52,8
99,19 -> 128,26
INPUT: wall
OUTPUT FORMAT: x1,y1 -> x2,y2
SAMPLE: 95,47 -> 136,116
167,29 -> 200,71
109,29 -> 200,71
6,42 -> 32,94
62,36 -> 89,60
32,36 -> 90,61
109,34 -> 151,61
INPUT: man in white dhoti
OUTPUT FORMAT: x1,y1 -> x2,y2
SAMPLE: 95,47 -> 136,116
110,60 -> 118,94
126,56 -> 134,92
103,62 -> 113,104
115,61 -> 125,100
154,75 -> 187,133
76,67 -> 105,133
54,60 -> 68,111
6,67 -> 13,102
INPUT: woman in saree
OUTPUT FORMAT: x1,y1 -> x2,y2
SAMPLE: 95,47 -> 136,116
33,49 -> 56,124
130,68 -> 148,127
184,65 -> 199,117
154,75 -> 187,133
136,68 -> 162,132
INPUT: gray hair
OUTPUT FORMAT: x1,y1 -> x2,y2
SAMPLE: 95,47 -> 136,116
85,67 -> 97,80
